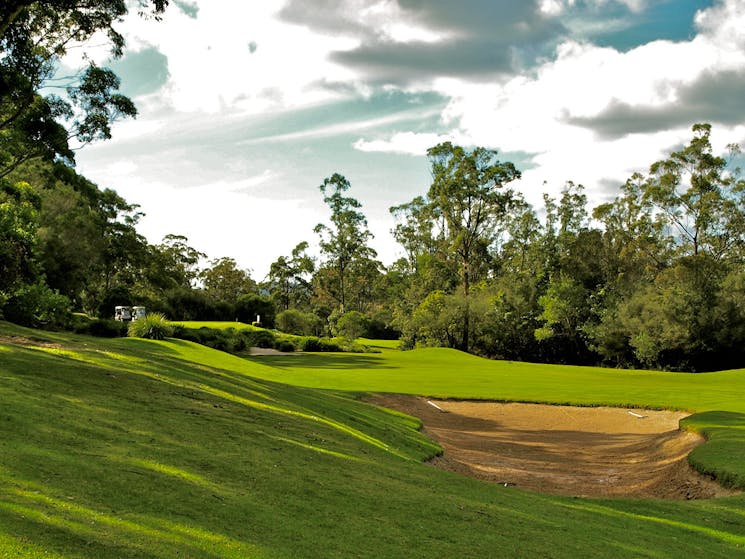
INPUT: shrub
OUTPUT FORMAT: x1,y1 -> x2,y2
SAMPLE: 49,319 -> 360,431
240,329 -> 276,349
276,309 -> 304,335
275,309 -> 324,336
2,282 -> 72,329
127,313 -> 174,340
235,294 -> 275,327
87,318 -> 128,338
274,339 -> 296,353
299,336 -> 342,352
334,310 -> 369,341
171,326 -> 235,351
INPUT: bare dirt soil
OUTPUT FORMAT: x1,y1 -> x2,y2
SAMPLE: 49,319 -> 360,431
0,335 -> 64,349
248,347 -> 302,356
370,395 -> 738,500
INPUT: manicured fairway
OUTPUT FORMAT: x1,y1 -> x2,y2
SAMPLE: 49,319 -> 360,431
1,321 -> 745,558
240,347 -> 745,413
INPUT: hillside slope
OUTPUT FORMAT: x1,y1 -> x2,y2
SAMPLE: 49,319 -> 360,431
1,322 -> 745,558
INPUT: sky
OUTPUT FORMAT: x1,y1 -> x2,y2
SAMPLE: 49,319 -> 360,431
70,0 -> 745,279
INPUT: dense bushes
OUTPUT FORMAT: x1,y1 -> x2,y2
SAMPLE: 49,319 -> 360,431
297,336 -> 342,352
167,325 -> 371,355
275,309 -> 323,336
157,289 -> 276,327
82,318 -> 128,338
1,282 -> 72,329
171,326 -> 278,353
274,339 -> 297,352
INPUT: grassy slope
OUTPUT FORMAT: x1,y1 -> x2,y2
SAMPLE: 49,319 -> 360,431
0,322 -> 744,558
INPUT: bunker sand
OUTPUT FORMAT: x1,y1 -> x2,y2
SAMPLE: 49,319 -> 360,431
371,396 -> 738,500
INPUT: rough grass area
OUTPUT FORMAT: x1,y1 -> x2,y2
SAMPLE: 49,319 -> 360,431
1,321 -> 745,558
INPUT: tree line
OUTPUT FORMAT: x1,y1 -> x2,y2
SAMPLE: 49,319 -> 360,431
2,2 -> 745,371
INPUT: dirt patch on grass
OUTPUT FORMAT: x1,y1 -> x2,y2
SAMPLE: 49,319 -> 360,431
248,347 -> 301,356
0,335 -> 65,350
370,395 -> 738,500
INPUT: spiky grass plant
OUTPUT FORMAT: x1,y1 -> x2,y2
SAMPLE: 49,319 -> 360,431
127,313 -> 174,340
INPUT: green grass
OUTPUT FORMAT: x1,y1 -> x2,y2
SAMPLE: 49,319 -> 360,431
358,337 -> 401,350
241,346 -> 745,412
2,321 -> 745,557
171,320 -> 261,331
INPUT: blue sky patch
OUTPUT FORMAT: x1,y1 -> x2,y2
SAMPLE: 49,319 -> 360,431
589,0 -> 714,51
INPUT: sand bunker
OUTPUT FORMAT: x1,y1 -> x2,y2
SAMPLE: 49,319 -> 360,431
371,395 -> 736,500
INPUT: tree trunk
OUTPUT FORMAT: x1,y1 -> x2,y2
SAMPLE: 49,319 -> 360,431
461,259 -> 470,352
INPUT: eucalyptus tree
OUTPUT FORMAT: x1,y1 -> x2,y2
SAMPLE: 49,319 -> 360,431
267,241 -> 315,311
200,257 -> 256,303
424,142 -> 521,350
643,123 -> 744,260
426,143 -> 521,298
314,173 -> 377,313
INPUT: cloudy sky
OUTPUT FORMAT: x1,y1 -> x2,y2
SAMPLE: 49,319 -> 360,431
72,0 -> 745,278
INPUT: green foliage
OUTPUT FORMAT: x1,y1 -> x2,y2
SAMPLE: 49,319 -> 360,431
276,308 -> 322,336
405,290 -> 467,348
333,310 -> 369,341
274,339 -> 297,352
171,324 -> 277,352
473,275 -> 543,361
0,180 -> 40,293
608,255 -> 745,371
314,173 -> 378,311
644,123 -> 742,259
145,234 -> 205,293
266,241 -> 315,311
235,293 -> 275,327
161,288 -> 214,321
243,328 -> 277,349
200,257 -> 256,302
127,313 -> 173,340
172,325 -> 234,352
84,318 -> 128,338
0,1 -> 167,177
2,280 -> 71,328
298,336 -> 343,352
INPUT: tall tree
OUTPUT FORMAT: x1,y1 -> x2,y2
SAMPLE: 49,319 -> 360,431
425,142 -> 520,350
643,123 -> 743,259
0,179 -> 40,296
314,173 -> 377,312
267,241 -> 315,311
143,234 -> 205,294
200,257 -> 256,303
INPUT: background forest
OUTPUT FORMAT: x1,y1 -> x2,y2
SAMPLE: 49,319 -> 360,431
3,2 -> 745,372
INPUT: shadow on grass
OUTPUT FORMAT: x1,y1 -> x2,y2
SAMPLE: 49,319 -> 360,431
245,353 -> 396,370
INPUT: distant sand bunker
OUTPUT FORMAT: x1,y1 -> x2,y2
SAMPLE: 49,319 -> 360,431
371,396 -> 737,499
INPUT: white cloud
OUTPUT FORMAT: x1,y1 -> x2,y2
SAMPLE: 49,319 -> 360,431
100,175 -> 322,278
353,131 -> 456,155
117,1 -> 358,114
412,0 -> 745,207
